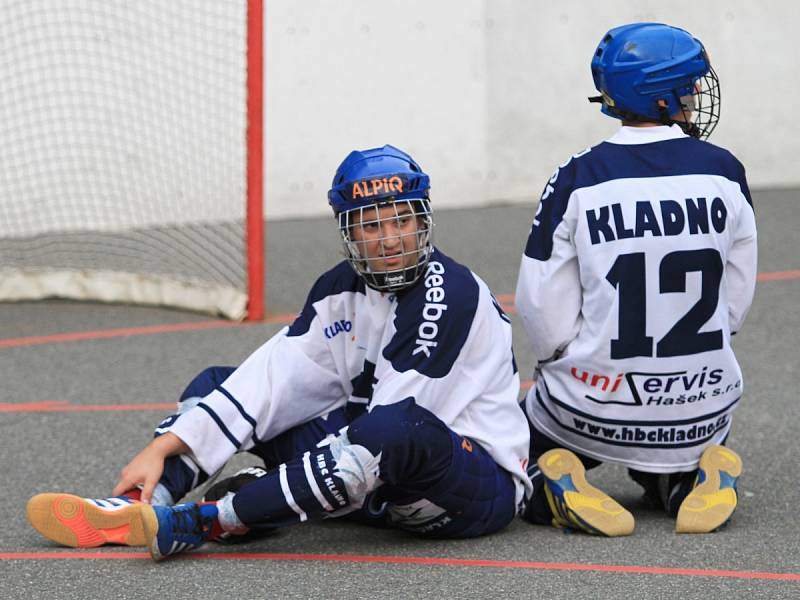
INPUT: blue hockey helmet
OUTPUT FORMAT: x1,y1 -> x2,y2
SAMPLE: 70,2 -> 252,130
589,23 -> 720,139
328,144 -> 430,214
327,145 -> 433,292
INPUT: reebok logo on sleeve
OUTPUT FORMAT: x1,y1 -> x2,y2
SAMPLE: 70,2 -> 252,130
413,261 -> 447,358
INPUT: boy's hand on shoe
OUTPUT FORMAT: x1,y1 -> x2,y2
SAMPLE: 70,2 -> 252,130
112,433 -> 190,503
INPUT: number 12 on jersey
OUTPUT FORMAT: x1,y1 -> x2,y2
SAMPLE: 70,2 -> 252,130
606,249 -> 723,359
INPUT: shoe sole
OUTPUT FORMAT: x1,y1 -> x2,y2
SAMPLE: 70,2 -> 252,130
538,448 -> 634,536
676,446 -> 742,534
27,493 -> 157,548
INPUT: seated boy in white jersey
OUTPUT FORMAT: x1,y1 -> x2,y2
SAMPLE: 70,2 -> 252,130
515,23 -> 757,536
27,145 -> 531,559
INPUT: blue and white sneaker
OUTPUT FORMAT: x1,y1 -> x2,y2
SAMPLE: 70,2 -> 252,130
143,502 -> 218,560
676,445 -> 742,534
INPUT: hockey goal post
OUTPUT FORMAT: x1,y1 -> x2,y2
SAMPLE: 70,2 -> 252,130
0,0 -> 264,320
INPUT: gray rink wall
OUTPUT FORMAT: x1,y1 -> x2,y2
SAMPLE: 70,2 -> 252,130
266,0 -> 799,218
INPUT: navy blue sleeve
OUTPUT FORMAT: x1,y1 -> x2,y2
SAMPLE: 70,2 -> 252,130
382,251 -> 479,379
524,157 -> 581,261
730,155 -> 753,210
287,261 -> 364,337
684,140 -> 753,210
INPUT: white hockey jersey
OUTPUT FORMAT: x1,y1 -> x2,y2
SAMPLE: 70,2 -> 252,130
516,125 -> 757,473
170,248 -> 531,505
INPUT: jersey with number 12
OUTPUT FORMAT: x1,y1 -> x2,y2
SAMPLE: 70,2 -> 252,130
516,125 -> 757,472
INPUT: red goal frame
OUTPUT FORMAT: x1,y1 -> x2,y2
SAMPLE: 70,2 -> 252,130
246,0 -> 265,321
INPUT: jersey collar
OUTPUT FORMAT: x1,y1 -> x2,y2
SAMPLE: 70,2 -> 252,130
606,124 -> 687,145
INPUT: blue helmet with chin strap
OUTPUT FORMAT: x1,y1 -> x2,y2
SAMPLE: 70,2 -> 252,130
327,145 -> 434,292
589,22 -> 720,139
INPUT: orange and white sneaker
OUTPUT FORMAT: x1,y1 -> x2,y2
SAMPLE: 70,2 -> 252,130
26,492 -> 151,548
676,446 -> 742,534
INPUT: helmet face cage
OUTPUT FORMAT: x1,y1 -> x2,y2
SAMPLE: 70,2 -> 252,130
337,199 -> 433,292
676,66 -> 720,140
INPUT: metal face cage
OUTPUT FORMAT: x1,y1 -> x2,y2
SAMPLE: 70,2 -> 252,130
678,66 -> 721,140
337,198 -> 433,292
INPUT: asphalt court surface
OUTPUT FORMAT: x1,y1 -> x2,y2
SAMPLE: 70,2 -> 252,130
1,191 -> 799,599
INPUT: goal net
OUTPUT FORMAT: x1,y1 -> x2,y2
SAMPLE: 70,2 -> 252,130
0,0 -> 263,320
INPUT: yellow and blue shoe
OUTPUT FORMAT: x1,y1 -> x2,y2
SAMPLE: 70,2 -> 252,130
538,448 -> 634,536
676,445 -> 742,534
27,493 -> 148,548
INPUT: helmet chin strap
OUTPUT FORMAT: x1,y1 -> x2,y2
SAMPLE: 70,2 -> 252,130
358,243 -> 432,293
366,266 -> 417,292
657,100 -> 705,138
589,96 -> 704,139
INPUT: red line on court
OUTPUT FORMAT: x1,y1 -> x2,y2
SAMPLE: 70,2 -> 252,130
0,385 -> 538,413
0,551 -> 797,581
1,270 -> 796,351
0,320 -> 238,348
756,269 -> 800,282
0,385 -> 536,414
493,269 -> 800,305
0,313 -> 296,349
0,401 -> 175,413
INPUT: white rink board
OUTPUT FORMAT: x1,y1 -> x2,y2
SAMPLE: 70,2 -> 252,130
265,0 -> 800,218
0,1 -> 794,227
